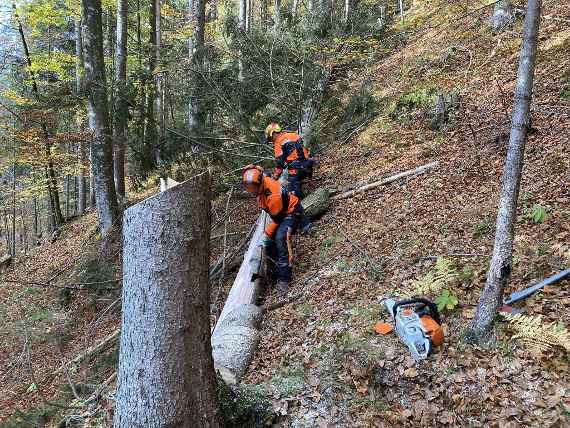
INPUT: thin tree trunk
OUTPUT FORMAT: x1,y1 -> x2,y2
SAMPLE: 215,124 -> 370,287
292,0 -> 299,22
3,210 -> 9,253
273,0 -> 281,30
107,7 -> 115,134
247,0 -> 253,30
238,0 -> 247,81
33,197 -> 39,239
14,6 -> 63,230
11,150 -> 16,257
399,0 -> 404,23
75,17 -> 88,215
466,0 -> 542,340
113,0 -> 127,201
20,206 -> 27,255
114,172 -> 222,427
82,0 -> 120,238
154,0 -> 165,165
188,0 -> 205,133
343,0 -> 350,27
144,0 -> 157,166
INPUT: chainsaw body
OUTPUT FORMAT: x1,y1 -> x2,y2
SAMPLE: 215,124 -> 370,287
383,298 -> 443,361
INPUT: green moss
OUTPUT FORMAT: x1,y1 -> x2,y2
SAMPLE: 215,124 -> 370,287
219,382 -> 275,428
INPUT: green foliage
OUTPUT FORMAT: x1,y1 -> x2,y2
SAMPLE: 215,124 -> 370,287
435,289 -> 459,312
0,404 -> 57,428
29,308 -> 53,323
219,382 -> 275,427
387,87 -> 435,123
524,203 -> 548,224
319,235 -> 343,260
473,215 -> 494,237
340,88 -> 378,135
501,313 -> 570,353
403,257 -> 458,298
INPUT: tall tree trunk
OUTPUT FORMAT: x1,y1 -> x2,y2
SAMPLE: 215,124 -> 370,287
188,0 -> 205,133
144,0 -> 157,166
247,0 -> 253,30
343,0 -> 350,27
238,0 -> 247,82
106,7 -> 116,134
273,0 -> 281,30
114,172 -> 222,428
75,17 -> 88,215
154,0 -> 165,165
466,0 -> 542,340
399,0 -> 404,23
89,146 -> 96,208
82,0 -> 120,238
114,0 -> 127,201
11,151 -> 16,257
291,0 -> 299,22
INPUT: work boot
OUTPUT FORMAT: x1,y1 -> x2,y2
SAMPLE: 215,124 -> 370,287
300,221 -> 313,236
276,280 -> 289,296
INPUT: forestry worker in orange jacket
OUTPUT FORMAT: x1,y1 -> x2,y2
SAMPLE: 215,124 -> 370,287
264,123 -> 315,198
243,165 -> 311,295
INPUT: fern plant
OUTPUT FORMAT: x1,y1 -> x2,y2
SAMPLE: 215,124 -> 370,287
401,257 -> 458,298
501,313 -> 570,353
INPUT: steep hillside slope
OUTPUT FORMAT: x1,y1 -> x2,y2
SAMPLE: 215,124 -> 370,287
245,0 -> 570,426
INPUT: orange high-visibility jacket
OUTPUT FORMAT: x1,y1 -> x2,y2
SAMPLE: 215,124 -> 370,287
258,176 -> 299,238
273,132 -> 310,179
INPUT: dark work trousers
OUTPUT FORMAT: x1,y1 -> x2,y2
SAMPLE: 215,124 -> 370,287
267,214 -> 299,283
286,169 -> 306,198
286,171 -> 312,232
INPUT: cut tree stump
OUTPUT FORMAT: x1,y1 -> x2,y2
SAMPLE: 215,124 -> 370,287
301,187 -> 330,219
211,212 -> 269,384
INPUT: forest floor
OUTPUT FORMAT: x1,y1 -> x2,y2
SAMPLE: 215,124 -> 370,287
1,0 -> 570,426
242,1 -> 570,426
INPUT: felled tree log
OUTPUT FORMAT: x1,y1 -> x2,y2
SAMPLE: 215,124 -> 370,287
211,212 -> 269,384
301,187 -> 330,219
331,161 -> 439,200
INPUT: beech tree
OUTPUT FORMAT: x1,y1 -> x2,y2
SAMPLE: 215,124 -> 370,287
466,0 -> 542,340
82,0 -> 120,237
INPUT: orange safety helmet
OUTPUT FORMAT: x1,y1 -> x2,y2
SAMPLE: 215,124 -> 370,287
264,123 -> 282,141
242,165 -> 264,193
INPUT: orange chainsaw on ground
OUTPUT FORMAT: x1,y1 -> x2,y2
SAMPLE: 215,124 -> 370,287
378,298 -> 444,361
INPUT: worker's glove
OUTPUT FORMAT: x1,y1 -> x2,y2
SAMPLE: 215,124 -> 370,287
261,236 -> 274,248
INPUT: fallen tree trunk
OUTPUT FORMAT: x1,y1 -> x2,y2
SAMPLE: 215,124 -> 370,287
211,212 -> 268,384
53,329 -> 119,375
331,161 -> 439,200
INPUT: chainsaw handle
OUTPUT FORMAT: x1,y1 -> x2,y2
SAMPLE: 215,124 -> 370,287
392,298 -> 441,325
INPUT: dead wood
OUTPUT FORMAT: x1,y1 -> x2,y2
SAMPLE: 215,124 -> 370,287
331,161 -> 439,200
52,329 -> 120,376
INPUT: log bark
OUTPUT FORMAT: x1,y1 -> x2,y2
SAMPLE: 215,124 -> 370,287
331,161 -> 439,200
115,172 -> 222,427
211,212 -> 268,384
301,187 -> 330,219
467,0 -> 542,340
